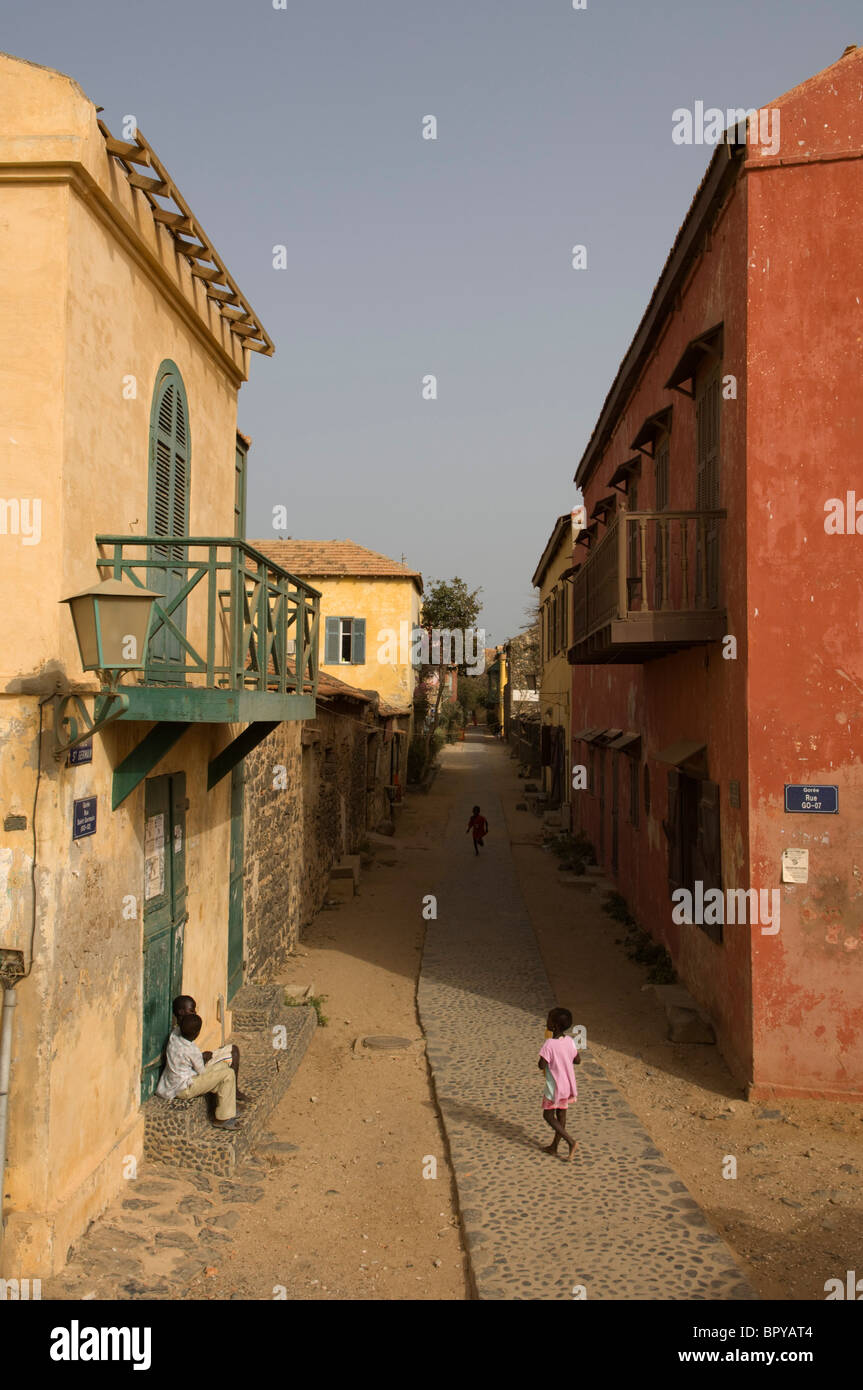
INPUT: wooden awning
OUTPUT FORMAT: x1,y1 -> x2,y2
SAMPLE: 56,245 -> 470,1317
607,730 -> 641,755
631,407 -> 673,457
608,457 -> 641,491
574,726 -> 608,742
665,324 -> 723,398
98,121 -> 274,356
654,739 -> 707,774
576,520 -> 599,548
590,494 -> 617,522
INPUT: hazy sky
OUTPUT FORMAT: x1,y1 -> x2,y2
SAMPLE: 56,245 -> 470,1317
6,1 -> 860,642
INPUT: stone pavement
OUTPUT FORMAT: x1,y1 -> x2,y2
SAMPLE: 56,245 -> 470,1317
417,732 -> 756,1301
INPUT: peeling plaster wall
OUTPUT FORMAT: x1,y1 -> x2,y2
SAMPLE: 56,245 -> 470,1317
744,54 -> 863,1098
0,52 -> 250,1274
571,164 -> 752,1086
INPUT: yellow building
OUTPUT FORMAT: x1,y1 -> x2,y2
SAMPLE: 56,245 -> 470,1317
0,53 -> 318,1275
532,515 -> 576,815
254,541 -> 423,716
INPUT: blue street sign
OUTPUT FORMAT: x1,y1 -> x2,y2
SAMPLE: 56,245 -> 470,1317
73,796 -> 97,839
784,785 -> 838,814
68,741 -> 93,766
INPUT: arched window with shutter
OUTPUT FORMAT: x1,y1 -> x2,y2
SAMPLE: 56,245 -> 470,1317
147,361 -> 191,674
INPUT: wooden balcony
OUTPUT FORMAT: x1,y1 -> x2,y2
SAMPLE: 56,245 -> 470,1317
569,510 -> 726,664
96,536 -> 320,723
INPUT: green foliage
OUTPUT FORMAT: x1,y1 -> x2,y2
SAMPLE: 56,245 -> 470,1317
617,921 -> 677,985
285,992 -> 329,1027
420,576 -> 482,637
603,891 -> 636,925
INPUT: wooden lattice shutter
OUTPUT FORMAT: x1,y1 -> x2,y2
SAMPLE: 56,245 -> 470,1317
148,363 -> 191,669
654,439 -> 670,609
352,618 -> 366,664
695,372 -> 721,607
665,769 -> 683,894
695,779 -> 722,941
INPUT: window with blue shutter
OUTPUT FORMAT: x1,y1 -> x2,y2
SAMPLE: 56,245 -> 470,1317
325,617 -> 340,664
323,616 -> 366,664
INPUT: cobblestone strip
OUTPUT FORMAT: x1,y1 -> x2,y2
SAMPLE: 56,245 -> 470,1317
417,742 -> 756,1301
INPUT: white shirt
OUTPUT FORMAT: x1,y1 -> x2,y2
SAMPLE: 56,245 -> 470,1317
156,1027 -> 205,1099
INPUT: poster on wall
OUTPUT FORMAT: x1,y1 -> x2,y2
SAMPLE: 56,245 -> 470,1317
144,812 -> 165,900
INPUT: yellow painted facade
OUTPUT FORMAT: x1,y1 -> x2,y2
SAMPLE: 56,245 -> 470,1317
308,576 -> 421,712
0,54 -> 263,1275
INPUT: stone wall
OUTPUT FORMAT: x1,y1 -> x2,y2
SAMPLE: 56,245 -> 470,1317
243,700 -> 406,981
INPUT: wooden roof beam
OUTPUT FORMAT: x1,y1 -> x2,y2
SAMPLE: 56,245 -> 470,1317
190,264 -> 227,283
151,208 -> 195,233
126,171 -> 169,195
206,287 -> 242,305
104,136 -> 152,165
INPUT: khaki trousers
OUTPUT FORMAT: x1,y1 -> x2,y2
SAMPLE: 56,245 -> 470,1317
177,1060 -> 236,1120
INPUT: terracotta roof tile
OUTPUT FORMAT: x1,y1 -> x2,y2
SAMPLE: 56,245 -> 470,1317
252,539 -> 423,590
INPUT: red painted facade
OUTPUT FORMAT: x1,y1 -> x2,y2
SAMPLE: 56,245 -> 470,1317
570,49 -> 863,1099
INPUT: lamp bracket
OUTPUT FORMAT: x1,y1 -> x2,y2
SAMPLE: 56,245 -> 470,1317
52,690 -> 130,760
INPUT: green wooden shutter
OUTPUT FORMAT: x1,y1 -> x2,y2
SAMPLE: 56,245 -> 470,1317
325,617 -> 340,664
142,775 -> 174,1102
148,362 -> 191,670
234,437 -> 248,540
352,618 -> 366,664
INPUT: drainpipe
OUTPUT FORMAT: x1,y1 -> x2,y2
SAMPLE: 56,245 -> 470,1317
0,951 -> 25,1256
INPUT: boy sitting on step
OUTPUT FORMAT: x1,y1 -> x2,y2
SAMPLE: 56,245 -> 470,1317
156,1012 -> 239,1128
173,994 -> 249,1103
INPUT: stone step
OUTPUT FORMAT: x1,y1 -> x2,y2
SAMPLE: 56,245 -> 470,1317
338,853 -> 361,882
143,989 -> 316,1176
652,983 -> 716,1045
558,873 -> 596,891
327,872 -> 355,900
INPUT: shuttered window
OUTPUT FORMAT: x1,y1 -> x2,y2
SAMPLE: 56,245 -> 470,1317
147,361 -> 190,669
654,438 -> 670,609
629,757 -> 639,828
324,616 -> 366,664
149,364 -> 190,545
695,369 -> 721,608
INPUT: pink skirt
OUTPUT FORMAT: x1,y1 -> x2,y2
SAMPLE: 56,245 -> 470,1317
542,1097 -> 574,1111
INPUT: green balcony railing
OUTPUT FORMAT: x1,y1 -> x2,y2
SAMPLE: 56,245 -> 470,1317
96,536 -> 320,699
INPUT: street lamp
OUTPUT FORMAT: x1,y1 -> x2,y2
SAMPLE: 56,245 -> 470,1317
54,578 -> 163,757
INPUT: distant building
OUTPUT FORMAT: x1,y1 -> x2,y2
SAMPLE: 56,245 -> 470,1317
254,540 -> 422,722
532,515 -> 576,818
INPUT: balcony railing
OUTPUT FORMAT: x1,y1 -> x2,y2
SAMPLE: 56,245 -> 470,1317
96,536 -> 320,718
570,510 -> 726,663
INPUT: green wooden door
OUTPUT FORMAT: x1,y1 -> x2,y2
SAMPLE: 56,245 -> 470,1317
147,361 -> 190,678
227,762 -> 244,1003
141,772 -> 187,1101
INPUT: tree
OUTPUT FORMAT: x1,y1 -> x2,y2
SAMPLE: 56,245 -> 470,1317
417,576 -> 482,759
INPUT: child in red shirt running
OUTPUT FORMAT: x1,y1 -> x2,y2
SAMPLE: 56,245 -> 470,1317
466,805 -> 489,856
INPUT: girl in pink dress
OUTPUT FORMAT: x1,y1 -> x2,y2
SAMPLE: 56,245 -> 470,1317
538,1006 -> 580,1160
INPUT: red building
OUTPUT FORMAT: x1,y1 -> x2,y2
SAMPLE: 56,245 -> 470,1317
569,47 -> 863,1101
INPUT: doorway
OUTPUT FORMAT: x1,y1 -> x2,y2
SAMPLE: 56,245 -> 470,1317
227,762 -> 244,1003
141,773 -> 187,1101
